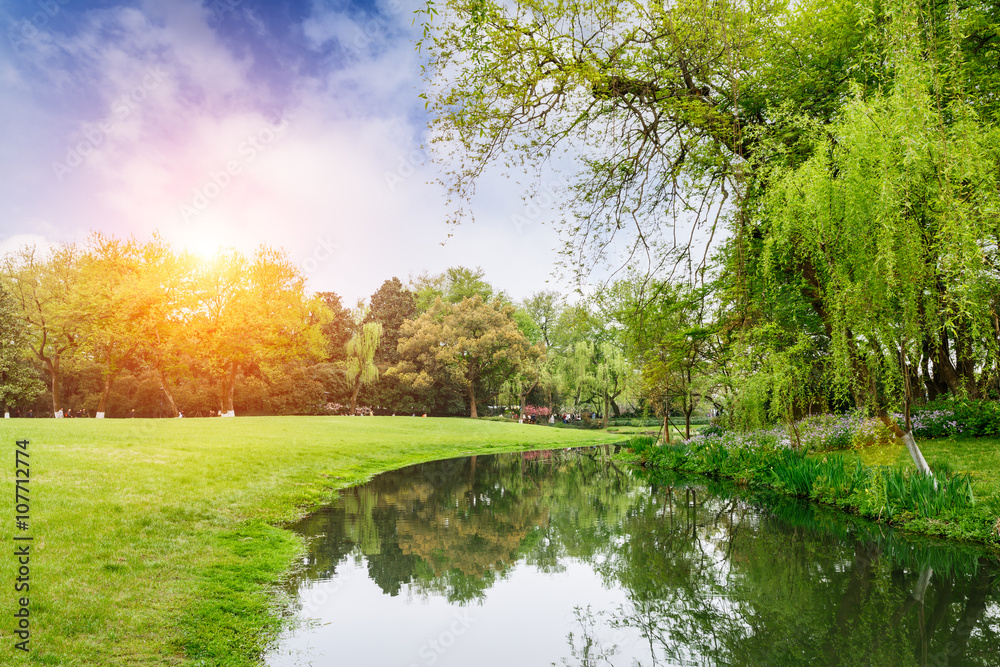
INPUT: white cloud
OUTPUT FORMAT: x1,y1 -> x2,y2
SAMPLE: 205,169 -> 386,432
0,0 -> 580,305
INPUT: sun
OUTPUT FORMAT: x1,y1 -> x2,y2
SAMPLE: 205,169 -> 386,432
180,228 -> 228,260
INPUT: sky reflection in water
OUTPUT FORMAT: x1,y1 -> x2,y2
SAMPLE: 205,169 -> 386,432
266,447 -> 1000,667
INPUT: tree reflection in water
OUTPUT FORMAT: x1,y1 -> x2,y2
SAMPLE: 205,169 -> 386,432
277,449 -> 1000,666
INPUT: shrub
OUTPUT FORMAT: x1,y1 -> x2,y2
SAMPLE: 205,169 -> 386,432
905,399 -> 1000,438
699,423 -> 726,438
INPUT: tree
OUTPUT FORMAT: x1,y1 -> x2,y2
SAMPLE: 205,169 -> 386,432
78,234 -> 164,418
316,291 -> 355,363
604,277 -> 719,438
521,291 -> 563,348
736,4 -> 1000,473
366,279 -> 417,364
411,266 -> 503,313
1,244 -> 85,417
393,296 -> 540,417
134,245 -> 197,418
421,0 -> 1000,471
592,341 -> 635,428
189,247 -> 325,416
417,0 -> 882,283
362,278 -> 417,413
344,321 -> 382,415
0,285 -> 43,414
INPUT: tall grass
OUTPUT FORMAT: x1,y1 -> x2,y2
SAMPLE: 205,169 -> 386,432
624,428 -> 996,546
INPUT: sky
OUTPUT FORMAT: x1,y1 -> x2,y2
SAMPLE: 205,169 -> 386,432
0,0 -> 573,304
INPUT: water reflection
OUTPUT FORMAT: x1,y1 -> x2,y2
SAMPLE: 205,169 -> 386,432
267,448 -> 1000,666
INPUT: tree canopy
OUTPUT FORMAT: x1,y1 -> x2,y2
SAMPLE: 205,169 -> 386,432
418,0 -> 1000,468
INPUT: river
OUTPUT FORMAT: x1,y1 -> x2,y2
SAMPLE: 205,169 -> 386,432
265,447 -> 999,666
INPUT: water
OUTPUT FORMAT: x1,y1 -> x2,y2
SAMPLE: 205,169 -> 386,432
265,447 -> 1000,666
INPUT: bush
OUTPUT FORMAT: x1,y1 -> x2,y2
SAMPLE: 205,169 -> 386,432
905,399 -> 1000,438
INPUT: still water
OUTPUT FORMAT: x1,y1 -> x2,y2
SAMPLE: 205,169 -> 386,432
265,447 -> 1000,666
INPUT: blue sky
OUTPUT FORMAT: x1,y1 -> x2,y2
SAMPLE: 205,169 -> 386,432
0,0 -> 569,303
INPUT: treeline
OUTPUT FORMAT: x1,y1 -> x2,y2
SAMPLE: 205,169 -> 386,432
0,235 -> 642,418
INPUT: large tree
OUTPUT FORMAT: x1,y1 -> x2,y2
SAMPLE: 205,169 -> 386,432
361,278 -> 418,413
0,285 -> 43,415
605,277 -> 719,438
743,31 -> 1000,473
420,0 -> 1000,473
417,0 -> 884,281
78,234 -> 168,418
189,247 -> 325,416
1,244 -> 85,417
392,296 -> 540,417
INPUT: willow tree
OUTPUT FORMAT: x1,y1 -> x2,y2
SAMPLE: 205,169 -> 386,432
417,0 -> 882,282
344,321 -> 383,415
748,8 -> 1000,473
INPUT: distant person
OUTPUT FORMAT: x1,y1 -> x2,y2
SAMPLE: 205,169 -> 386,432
422,413 -> 427,417
130,408 -> 135,418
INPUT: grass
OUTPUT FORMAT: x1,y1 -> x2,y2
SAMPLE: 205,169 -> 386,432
0,416 -> 621,666
625,429 -> 1000,550
851,433 -> 1000,494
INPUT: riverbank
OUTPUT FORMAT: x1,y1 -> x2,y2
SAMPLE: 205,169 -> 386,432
624,430 -> 1000,555
0,417 -> 620,666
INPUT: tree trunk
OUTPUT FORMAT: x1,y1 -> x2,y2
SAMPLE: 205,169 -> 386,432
224,363 -> 237,415
96,368 -> 125,418
350,375 -> 362,415
602,391 -> 610,428
954,320 -> 979,398
157,367 -> 179,418
879,414 -> 932,475
49,353 -> 62,417
468,383 -> 478,418
519,380 -> 537,421
934,331 -> 964,395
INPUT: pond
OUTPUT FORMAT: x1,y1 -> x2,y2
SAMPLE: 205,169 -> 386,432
264,447 -> 1000,666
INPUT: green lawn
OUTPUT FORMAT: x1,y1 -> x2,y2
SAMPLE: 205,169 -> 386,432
853,433 -> 1000,498
0,417 -> 621,666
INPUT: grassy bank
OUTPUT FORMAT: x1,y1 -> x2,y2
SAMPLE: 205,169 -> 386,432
0,417 -> 620,666
626,430 -> 1000,554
